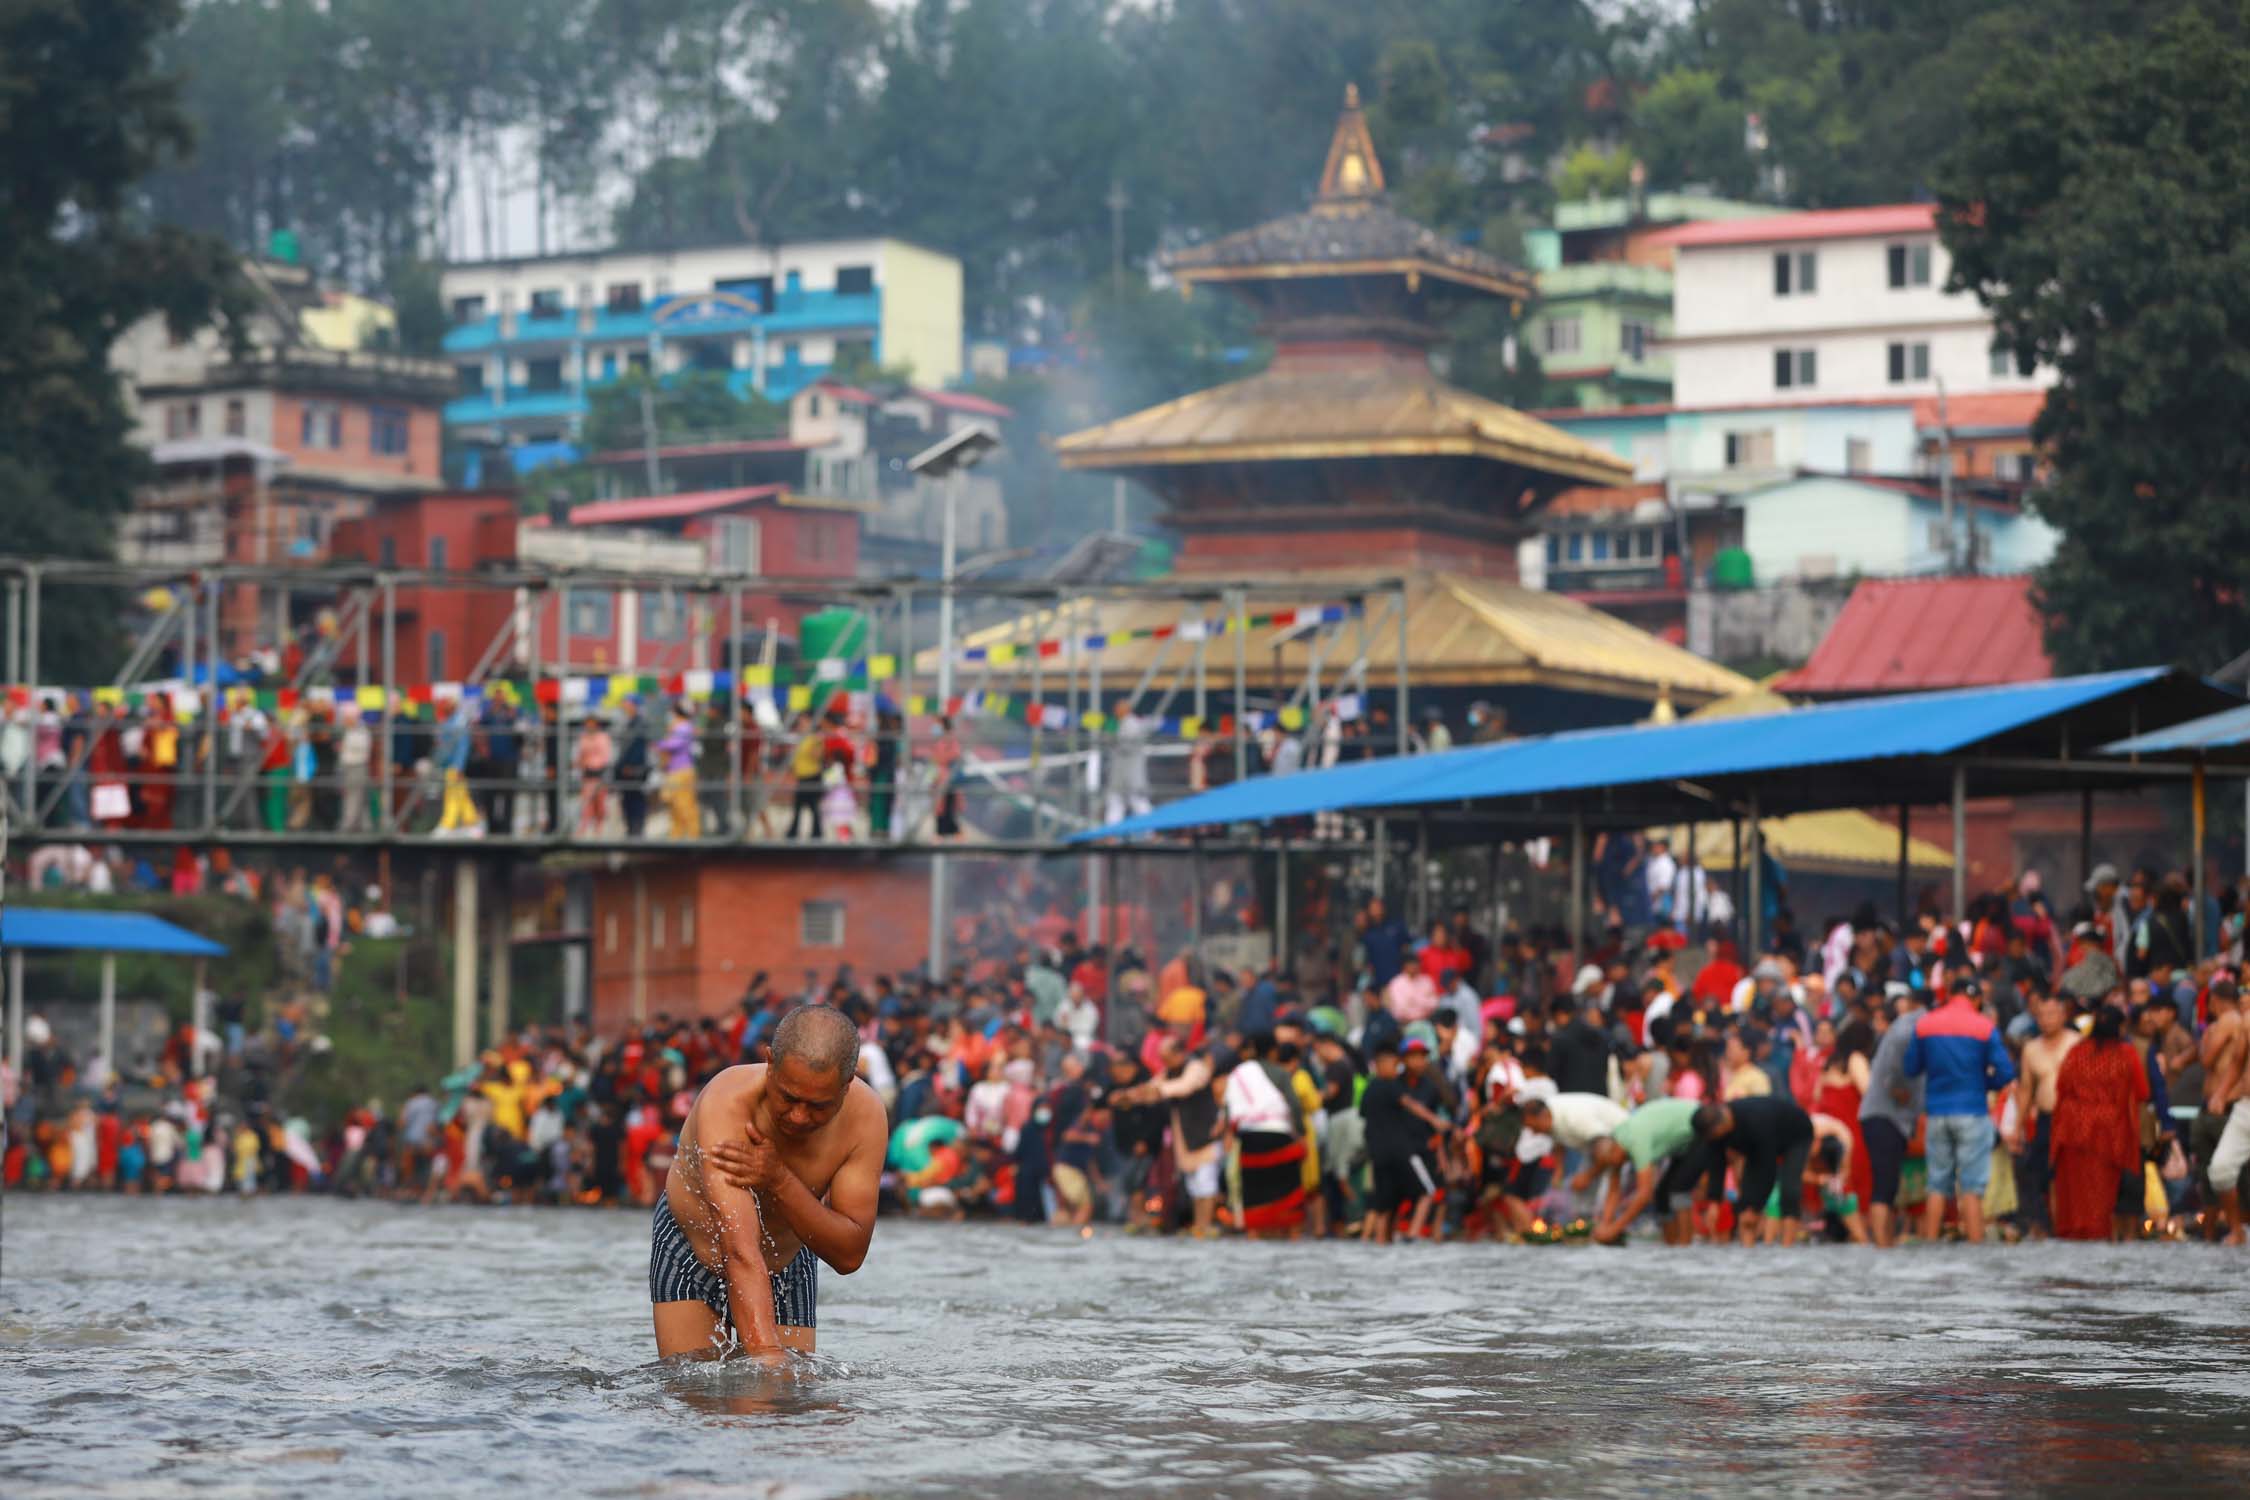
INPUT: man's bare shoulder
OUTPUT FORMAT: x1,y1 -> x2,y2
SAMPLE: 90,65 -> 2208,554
694,1064 -> 767,1116
841,1077 -> 889,1151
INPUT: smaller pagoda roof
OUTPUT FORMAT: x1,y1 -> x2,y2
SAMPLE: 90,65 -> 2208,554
1053,362 -> 1631,485
1166,86 -> 1533,301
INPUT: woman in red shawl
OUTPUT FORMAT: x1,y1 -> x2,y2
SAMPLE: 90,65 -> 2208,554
2049,1007 -> 2149,1240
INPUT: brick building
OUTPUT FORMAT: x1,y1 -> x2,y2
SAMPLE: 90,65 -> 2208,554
588,859 -> 932,1030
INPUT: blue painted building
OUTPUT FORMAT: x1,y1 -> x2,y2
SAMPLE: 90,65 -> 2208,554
437,236 -> 963,464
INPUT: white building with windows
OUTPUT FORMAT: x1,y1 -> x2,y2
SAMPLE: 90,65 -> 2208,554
1656,204 -> 2050,407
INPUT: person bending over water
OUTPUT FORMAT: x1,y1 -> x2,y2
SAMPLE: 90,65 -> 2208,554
650,1004 -> 885,1358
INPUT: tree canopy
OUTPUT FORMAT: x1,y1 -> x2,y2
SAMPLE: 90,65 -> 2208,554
1,0 -> 241,679
1937,3 -> 2250,674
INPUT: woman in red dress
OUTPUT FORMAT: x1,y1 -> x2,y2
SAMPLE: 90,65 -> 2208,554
2049,1007 -> 2149,1241
1814,1020 -> 1876,1230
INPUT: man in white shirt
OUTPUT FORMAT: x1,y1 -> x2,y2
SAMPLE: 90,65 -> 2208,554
338,708 -> 374,833
1644,835 -> 1679,926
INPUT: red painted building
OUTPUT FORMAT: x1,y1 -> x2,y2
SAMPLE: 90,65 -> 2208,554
332,492 -> 519,682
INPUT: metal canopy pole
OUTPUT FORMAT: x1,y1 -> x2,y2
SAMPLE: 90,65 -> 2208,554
6,950 -> 22,1074
2080,788 -> 2095,898
2192,760 -> 2208,959
726,583 -> 743,838
1231,588 -> 1249,784
1276,837 -> 1291,979
1897,803 -> 1911,930
1731,816 -> 1743,947
22,566 -> 39,823
1950,764 -> 1967,922
1568,812 -> 1586,962
99,953 -> 117,1085
1417,810 -> 1433,932
380,576 -> 398,832
1747,795 -> 1764,958
204,577 -> 221,830
1394,580 -> 1410,756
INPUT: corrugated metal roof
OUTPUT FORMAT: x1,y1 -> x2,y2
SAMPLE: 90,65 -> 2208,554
566,484 -> 787,526
1,909 -> 229,956
2101,703 -> 2250,756
1652,204 -> 1938,250
918,572 -> 1752,702
1053,364 -> 1632,486
1775,576 -> 2051,696
1168,200 -> 1532,296
1072,668 -> 2182,841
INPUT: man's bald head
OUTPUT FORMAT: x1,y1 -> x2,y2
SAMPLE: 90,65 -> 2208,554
772,1003 -> 860,1082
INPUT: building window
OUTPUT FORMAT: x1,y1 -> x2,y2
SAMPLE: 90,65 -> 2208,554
370,406 -> 410,455
165,402 -> 201,439
566,589 -> 614,639
680,903 -> 695,947
426,629 -> 446,681
1545,535 -> 1560,565
529,288 -> 565,316
627,350 -> 651,375
1990,340 -> 2014,378
299,402 -> 341,448
451,295 -> 486,324
1542,317 -> 1583,356
1887,243 -> 1933,289
807,394 -> 823,419
606,283 -> 643,312
379,536 -> 397,569
834,337 -> 873,369
1773,348 -> 1816,390
1725,429 -> 1776,468
429,536 -> 448,572
710,517 -> 759,574
224,399 -> 246,437
801,900 -> 845,947
1887,342 -> 1931,384
526,357 -> 565,392
1846,437 -> 1872,474
1565,532 -> 1584,562
1773,250 -> 1817,296
457,363 -> 486,395
835,265 -> 874,296
639,591 -> 686,642
1620,320 -> 1653,361
1590,530 -> 1611,562
652,906 -> 665,949
605,914 -> 617,953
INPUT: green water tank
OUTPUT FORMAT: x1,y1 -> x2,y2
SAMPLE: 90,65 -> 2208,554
799,607 -> 867,663
1710,547 -> 1754,591
268,228 -> 301,265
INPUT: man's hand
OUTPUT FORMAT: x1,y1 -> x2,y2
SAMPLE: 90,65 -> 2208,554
708,1122 -> 788,1195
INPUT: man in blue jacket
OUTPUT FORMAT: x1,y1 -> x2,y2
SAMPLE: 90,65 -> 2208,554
1905,976 -> 2015,1244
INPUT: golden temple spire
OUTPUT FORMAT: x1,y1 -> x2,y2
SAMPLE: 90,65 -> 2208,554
1316,83 -> 1385,204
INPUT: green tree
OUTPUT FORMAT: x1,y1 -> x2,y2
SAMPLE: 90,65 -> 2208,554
1,0 -> 242,680
1628,69 -> 1756,197
1937,3 -> 2250,673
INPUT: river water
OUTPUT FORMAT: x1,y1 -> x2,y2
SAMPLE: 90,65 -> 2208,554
3,1196 -> 2245,1497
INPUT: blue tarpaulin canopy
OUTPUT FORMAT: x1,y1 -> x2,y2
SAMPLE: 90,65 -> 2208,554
1074,667 -> 2234,842
1,908 -> 229,957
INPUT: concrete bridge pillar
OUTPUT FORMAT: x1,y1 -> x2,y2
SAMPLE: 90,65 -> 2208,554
452,860 -> 478,1070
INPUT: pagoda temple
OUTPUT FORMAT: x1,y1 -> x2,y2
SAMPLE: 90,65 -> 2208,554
1056,85 -> 1632,580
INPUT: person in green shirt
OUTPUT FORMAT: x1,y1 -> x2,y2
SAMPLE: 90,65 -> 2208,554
1584,1096 -> 1712,1246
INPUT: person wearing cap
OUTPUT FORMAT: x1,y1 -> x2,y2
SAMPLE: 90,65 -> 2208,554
1905,975 -> 2014,1245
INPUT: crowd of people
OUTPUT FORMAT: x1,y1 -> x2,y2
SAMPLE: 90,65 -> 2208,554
9,850 -> 2246,1250
0,692 -> 980,844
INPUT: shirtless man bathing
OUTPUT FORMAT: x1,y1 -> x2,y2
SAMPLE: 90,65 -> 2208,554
650,1005 -> 887,1357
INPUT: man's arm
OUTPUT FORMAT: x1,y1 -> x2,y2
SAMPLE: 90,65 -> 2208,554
699,1168 -> 784,1350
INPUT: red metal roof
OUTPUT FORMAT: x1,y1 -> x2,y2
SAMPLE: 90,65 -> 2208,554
918,388 -> 1014,419
1651,203 -> 1937,251
810,379 -> 881,405
1546,481 -> 1665,517
1775,575 -> 2051,696
1911,390 -> 2046,434
567,484 -> 788,527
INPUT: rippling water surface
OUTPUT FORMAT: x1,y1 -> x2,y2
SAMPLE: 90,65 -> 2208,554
4,1197 -> 2247,1496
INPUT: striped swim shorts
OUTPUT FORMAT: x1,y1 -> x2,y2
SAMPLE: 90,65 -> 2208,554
649,1194 -> 818,1329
